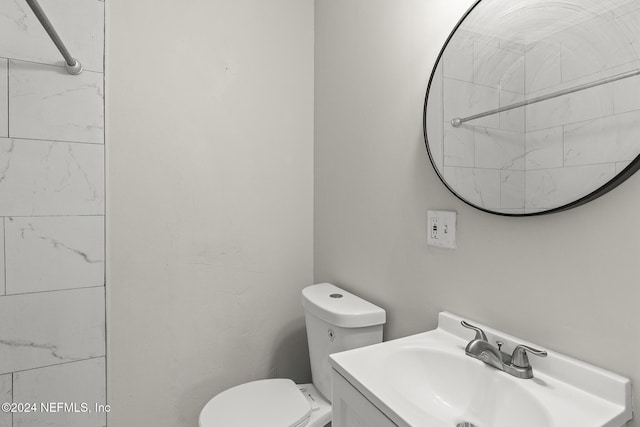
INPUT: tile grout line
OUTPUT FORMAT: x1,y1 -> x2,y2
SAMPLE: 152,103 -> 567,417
102,0 -> 108,420
444,75 -> 525,96
562,123 -> 566,167
1,135 -> 105,147
560,39 -> 565,168
441,161 -> 624,172
0,56 -> 104,75
440,63 -> 444,170
2,284 -> 105,298
2,217 -> 5,297
0,214 -> 105,218
6,60 -> 9,139
1,355 -> 106,377
523,43 -> 527,209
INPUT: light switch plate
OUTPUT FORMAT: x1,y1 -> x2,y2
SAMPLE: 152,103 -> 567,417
427,210 -> 456,249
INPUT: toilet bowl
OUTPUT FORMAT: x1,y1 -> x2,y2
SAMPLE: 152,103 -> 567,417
198,283 -> 386,427
199,379 -> 331,427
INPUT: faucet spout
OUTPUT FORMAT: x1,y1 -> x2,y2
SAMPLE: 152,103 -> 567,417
465,339 -> 506,369
478,348 -> 505,370
459,321 -> 546,379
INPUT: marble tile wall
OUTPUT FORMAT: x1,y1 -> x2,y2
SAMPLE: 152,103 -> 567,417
0,375 -> 10,427
5,217 -> 104,294
526,164 -> 617,210
0,223 -> 5,296
0,0 -> 104,73
0,288 -> 105,374
436,29 -> 527,212
9,61 -> 104,144
0,0 -> 105,426
426,65 -> 444,171
0,138 -> 104,216
523,4 -> 640,210
13,358 -> 106,427
0,60 -> 7,138
442,166 -> 500,210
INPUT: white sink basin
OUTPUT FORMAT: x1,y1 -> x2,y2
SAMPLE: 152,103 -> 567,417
330,312 -> 632,427
385,347 -> 552,427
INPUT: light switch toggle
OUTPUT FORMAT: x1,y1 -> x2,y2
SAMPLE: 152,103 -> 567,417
427,210 -> 457,249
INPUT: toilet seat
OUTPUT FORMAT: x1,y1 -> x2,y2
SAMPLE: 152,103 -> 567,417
199,378 -> 312,427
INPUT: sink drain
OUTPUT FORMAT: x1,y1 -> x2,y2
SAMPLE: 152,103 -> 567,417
456,423 -> 477,427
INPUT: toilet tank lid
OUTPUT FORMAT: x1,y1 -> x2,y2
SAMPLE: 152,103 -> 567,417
301,283 -> 386,328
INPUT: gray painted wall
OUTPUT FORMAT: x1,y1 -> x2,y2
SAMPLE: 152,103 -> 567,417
315,0 -> 639,425
106,1 -> 314,426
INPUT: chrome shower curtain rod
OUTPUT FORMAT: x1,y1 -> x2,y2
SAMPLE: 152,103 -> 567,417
24,0 -> 82,75
450,68 -> 640,127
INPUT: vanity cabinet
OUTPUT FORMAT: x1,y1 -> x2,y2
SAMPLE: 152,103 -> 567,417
331,369 -> 397,427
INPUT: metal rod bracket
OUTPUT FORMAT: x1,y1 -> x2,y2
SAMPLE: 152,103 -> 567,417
24,0 -> 83,75
65,59 -> 83,75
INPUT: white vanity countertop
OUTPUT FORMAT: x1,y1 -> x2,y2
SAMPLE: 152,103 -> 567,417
330,312 -> 632,427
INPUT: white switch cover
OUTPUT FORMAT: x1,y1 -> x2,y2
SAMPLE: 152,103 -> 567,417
427,210 -> 456,249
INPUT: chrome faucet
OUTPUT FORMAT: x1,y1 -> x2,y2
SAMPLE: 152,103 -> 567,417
461,321 -> 547,379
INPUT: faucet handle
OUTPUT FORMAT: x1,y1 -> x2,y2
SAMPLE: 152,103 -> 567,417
511,345 -> 548,368
461,320 -> 488,341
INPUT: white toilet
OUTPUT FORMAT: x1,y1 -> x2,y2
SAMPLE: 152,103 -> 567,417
199,283 -> 386,427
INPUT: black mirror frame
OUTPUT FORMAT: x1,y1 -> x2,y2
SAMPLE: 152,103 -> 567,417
422,0 -> 640,216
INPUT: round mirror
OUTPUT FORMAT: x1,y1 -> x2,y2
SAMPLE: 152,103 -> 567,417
424,0 -> 640,215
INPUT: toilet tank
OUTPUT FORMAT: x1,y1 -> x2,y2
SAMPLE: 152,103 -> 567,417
301,283 -> 385,401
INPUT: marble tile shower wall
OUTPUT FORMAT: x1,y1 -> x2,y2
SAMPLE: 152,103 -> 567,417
435,4 -> 640,212
437,29 -> 527,212
524,4 -> 640,210
0,1 -> 106,427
